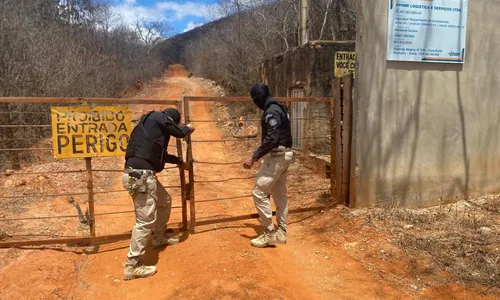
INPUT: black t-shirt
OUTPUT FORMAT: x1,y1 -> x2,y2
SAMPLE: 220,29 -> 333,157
125,111 -> 190,171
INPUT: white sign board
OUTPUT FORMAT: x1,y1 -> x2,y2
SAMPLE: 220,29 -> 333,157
387,0 -> 468,63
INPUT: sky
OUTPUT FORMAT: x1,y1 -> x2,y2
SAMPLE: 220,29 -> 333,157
110,0 -> 220,34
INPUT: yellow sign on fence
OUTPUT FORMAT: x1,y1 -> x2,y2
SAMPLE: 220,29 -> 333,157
51,106 -> 132,158
334,51 -> 356,79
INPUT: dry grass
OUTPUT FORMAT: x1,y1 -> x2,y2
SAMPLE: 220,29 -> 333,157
362,197 -> 500,287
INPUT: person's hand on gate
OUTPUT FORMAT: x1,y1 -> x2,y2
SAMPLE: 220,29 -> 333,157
186,123 -> 195,134
179,161 -> 189,171
243,156 -> 255,169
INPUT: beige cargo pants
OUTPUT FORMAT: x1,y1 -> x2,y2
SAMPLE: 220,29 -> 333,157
122,170 -> 172,267
253,151 -> 293,232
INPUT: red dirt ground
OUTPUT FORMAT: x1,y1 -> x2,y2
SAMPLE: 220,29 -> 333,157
0,65 -> 497,300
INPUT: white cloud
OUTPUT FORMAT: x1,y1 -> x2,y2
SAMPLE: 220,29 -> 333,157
111,1 -> 217,27
156,2 -> 207,20
183,21 -> 203,32
111,3 -> 163,26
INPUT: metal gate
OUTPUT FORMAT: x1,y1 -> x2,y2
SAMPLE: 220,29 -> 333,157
182,95 -> 341,233
0,98 -> 187,247
290,89 -> 305,150
0,74 -> 354,247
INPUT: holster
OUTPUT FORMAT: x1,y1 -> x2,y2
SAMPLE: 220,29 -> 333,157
126,173 -> 147,196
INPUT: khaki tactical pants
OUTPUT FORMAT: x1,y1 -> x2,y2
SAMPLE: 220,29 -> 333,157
253,151 -> 293,232
122,170 -> 172,266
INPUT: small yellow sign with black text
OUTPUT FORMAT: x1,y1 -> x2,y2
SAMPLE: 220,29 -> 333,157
334,51 -> 356,79
51,106 -> 132,158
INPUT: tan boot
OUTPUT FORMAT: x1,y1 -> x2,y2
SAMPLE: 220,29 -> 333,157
276,227 -> 287,244
250,230 -> 277,248
123,264 -> 157,281
152,235 -> 180,248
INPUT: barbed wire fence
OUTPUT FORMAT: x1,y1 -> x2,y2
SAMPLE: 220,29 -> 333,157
0,98 -> 187,248
0,77 -> 354,247
182,96 -> 337,232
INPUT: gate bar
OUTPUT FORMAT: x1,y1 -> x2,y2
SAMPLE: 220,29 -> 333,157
183,97 -> 196,232
0,97 -> 179,105
0,226 -> 181,248
85,158 -> 96,237
330,84 -> 337,202
176,102 -> 188,231
196,206 -> 332,227
184,96 -> 332,103
0,233 -> 131,248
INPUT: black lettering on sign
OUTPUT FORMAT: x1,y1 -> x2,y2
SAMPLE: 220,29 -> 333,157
57,123 -> 65,134
57,136 -> 69,154
99,123 -> 108,132
56,112 -> 65,122
91,110 -> 101,122
68,123 -> 79,134
109,122 -> 118,133
72,135 -> 84,154
116,111 -> 125,122
86,135 -> 98,153
106,134 -> 117,152
69,111 -> 77,121
89,123 -> 98,133
104,111 -> 115,121
78,112 -> 87,122
119,134 -> 129,151
52,107 -> 131,158
118,123 -> 127,133
99,133 -> 105,152
336,62 -> 350,68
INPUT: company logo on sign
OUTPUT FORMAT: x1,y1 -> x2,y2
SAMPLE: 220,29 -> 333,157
448,51 -> 461,57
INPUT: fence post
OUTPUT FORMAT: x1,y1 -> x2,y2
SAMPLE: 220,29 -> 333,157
333,78 -> 343,203
183,97 -> 196,232
330,84 -> 336,202
85,157 -> 96,236
342,74 -> 354,206
176,102 -> 188,231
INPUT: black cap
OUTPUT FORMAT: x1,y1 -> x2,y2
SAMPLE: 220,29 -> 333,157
250,83 -> 271,110
163,108 -> 181,124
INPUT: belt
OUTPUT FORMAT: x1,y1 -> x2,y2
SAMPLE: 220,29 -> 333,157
270,147 -> 292,157
270,152 -> 285,157
124,168 -> 156,177
271,146 -> 292,153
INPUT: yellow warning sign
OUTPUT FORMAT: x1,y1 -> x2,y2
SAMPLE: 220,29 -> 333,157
334,51 -> 356,79
51,106 -> 132,158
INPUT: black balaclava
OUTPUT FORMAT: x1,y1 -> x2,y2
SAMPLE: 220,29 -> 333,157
163,108 -> 181,124
250,83 -> 271,110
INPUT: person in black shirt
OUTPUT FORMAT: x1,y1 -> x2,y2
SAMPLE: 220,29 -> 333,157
243,83 -> 293,248
122,108 -> 194,280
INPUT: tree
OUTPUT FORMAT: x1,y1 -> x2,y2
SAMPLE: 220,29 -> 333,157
136,19 -> 173,51
0,0 -> 168,170
161,0 -> 356,95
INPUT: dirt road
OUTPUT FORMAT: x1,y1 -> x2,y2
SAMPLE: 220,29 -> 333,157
0,65 -> 496,300
73,65 -> 352,300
